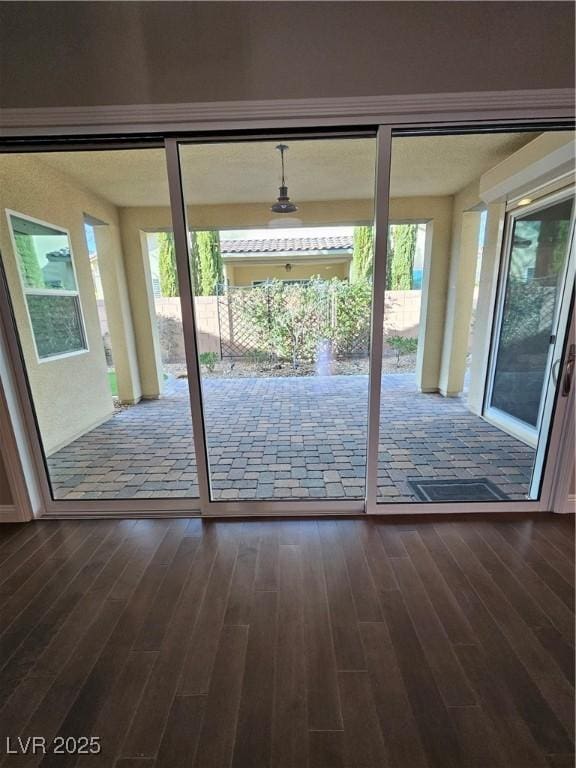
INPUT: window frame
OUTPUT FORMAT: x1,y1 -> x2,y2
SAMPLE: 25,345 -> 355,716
5,209 -> 90,364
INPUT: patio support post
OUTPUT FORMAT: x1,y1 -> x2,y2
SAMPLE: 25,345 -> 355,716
118,215 -> 164,399
468,202 -> 506,414
438,184 -> 483,397
365,126 -> 392,514
414,218 -> 451,392
93,223 -> 142,404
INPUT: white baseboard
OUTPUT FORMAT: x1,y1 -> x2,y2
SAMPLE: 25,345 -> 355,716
0,504 -> 22,523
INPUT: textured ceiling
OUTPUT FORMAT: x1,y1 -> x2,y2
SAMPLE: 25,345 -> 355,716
36,133 -> 537,207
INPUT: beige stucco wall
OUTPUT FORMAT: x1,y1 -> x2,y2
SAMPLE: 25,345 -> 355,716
0,154 -> 119,455
190,201 -> 374,229
229,260 -> 350,286
388,197 -> 454,393
439,181 -> 482,397
118,208 -> 167,398
467,202 -> 506,416
93,224 -> 141,404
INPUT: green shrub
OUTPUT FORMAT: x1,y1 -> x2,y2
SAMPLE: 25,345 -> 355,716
387,335 -> 418,366
199,351 -> 218,372
236,278 -> 372,368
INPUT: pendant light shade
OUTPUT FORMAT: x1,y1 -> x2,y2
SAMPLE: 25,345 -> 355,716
271,144 -> 298,214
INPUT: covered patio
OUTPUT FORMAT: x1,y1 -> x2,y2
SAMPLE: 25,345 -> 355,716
48,374 -> 535,502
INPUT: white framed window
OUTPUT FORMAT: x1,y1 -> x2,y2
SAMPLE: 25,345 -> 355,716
6,211 -> 88,362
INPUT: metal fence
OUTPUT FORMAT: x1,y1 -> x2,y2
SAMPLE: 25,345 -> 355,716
216,282 -> 372,360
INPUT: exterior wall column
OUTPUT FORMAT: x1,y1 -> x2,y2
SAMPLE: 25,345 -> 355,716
438,182 -> 482,397
412,201 -> 454,393
118,211 -> 164,399
93,224 -> 142,404
467,202 -> 506,415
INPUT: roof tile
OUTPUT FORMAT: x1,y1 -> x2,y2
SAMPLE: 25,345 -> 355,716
221,235 -> 353,254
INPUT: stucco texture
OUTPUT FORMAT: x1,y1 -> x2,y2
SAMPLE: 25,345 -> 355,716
228,261 -> 350,286
0,154 -> 117,455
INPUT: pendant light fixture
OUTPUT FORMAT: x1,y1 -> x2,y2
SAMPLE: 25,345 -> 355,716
271,144 -> 298,214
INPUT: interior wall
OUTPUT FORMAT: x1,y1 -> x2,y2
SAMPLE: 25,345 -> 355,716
0,2 -> 573,108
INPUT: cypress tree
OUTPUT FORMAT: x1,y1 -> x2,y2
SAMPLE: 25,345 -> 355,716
158,232 -> 179,297
196,231 -> 223,296
188,231 -> 201,295
15,234 -> 43,288
390,224 -> 416,290
350,226 -> 374,281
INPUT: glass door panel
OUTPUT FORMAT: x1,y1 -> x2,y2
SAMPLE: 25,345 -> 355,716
0,148 -> 200,504
376,129 -> 574,506
178,137 -> 376,502
487,194 -> 574,439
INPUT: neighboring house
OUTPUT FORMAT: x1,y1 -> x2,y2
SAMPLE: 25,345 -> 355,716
221,235 -> 353,286
42,248 -> 76,290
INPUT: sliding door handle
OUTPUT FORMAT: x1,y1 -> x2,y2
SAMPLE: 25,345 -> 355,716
562,344 -> 575,397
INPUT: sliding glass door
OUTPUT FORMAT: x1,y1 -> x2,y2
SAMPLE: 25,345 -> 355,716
0,147 -> 201,511
0,126 -> 574,515
486,190 -> 575,446
175,137 -> 377,506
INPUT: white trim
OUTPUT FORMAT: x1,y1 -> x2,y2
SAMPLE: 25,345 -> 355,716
530,214 -> 576,499
483,408 -> 537,449
5,209 -> 90,364
549,353 -> 575,515
0,89 -> 573,136
539,309 -> 575,512
483,186 -> 575,452
480,133 -> 576,205
0,504 -> 21,523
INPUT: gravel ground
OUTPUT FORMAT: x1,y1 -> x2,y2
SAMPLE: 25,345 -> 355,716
162,353 -> 416,380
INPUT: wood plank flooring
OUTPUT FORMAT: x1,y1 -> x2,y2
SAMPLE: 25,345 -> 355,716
0,514 -> 573,768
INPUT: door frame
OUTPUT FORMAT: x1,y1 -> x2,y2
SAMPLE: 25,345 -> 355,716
0,92 -> 573,518
483,185 -> 576,448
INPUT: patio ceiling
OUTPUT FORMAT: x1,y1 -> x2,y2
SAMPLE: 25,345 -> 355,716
36,132 -> 538,208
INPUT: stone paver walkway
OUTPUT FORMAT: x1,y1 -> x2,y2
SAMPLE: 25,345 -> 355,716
48,374 -> 535,503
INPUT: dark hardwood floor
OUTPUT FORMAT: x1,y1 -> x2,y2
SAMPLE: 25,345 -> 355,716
0,514 -> 573,768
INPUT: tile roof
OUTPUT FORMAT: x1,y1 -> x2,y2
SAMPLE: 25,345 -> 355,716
221,235 -> 353,254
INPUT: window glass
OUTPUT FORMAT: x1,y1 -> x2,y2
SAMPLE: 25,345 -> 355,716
8,213 -> 87,359
26,294 -> 86,358
10,214 -> 78,291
